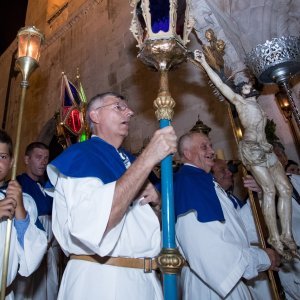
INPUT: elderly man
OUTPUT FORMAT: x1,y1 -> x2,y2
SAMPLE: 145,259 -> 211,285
174,131 -> 280,299
47,92 -> 177,300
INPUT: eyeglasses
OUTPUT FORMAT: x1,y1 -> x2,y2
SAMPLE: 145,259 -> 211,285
0,153 -> 10,160
94,102 -> 130,112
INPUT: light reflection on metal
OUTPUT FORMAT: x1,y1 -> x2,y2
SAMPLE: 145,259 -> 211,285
190,116 -> 212,136
277,92 -> 292,119
156,248 -> 186,274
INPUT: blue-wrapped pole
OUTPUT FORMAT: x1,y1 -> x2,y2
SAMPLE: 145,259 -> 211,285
160,119 -> 177,300
154,70 -> 185,300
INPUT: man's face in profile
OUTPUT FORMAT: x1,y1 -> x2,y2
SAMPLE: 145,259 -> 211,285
212,159 -> 233,191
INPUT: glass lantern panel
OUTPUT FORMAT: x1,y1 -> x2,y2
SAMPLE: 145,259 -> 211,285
18,35 -> 29,58
149,0 -> 170,33
176,0 -> 187,38
69,81 -> 81,105
66,108 -> 83,134
64,91 -> 73,108
79,131 -> 88,142
136,0 -> 147,36
27,35 -> 42,60
63,79 -> 81,108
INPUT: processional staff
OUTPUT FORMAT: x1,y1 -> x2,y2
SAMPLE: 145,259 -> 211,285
129,1 -> 194,298
0,26 -> 44,300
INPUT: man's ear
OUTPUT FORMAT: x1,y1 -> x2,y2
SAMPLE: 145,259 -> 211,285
183,149 -> 191,161
24,155 -> 29,166
89,110 -> 100,125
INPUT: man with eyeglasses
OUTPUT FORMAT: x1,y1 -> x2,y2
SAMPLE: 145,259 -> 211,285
47,92 -> 177,300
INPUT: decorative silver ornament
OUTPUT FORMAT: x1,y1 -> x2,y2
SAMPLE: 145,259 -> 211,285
246,36 -> 300,84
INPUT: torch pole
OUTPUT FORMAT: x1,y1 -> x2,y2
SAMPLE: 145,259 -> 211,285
154,70 -> 185,300
0,25 -> 43,300
0,80 -> 29,300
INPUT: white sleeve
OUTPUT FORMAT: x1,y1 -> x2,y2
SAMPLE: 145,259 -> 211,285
176,211 -> 270,297
51,172 -> 125,256
290,174 -> 300,194
239,201 -> 260,244
239,202 -> 271,275
17,193 -> 47,276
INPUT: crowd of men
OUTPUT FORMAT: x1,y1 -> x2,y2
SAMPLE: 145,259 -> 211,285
0,90 -> 300,300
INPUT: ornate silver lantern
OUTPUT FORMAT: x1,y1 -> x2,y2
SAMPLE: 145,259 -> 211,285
246,36 -> 300,128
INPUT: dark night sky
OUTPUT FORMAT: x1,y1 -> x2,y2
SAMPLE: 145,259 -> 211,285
0,1 -> 28,55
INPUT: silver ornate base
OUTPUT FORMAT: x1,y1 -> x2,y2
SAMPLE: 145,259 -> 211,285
246,36 -> 300,84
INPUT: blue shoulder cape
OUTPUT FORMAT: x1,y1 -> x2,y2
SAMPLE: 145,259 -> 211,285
1,180 -> 45,231
49,136 -> 135,183
174,165 -> 225,222
17,173 -> 53,216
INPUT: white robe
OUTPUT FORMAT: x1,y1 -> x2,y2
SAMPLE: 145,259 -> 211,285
13,182 -> 60,300
239,201 -> 273,300
278,174 -> 300,300
47,165 -> 163,300
13,215 -> 60,300
0,193 -> 47,300
176,182 -> 271,299
240,174 -> 300,300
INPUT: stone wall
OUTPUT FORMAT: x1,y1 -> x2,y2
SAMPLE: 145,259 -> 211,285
0,0 -> 298,174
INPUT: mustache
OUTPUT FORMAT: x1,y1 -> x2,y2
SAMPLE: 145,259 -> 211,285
243,89 -> 260,98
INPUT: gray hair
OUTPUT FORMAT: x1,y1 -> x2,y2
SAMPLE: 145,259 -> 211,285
178,131 -> 208,160
86,92 -> 125,132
